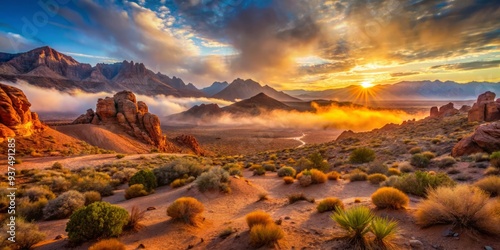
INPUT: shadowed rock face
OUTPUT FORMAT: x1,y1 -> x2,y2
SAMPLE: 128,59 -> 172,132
73,90 -> 172,151
452,122 -> 500,156
0,83 -> 44,142
468,91 -> 500,122
429,103 -> 459,118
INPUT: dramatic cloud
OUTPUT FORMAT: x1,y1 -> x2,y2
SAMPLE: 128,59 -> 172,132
430,60 -> 500,71
390,72 -> 421,77
1,80 -> 233,118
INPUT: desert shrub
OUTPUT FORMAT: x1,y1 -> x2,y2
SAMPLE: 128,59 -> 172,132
153,158 -> 206,186
288,193 -> 314,204
258,192 -> 269,201
367,164 -> 388,175
228,167 -> 242,176
409,147 -> 422,154
380,176 -> 400,187
415,185 -> 500,236
249,223 -> 284,247
485,166 -> 500,176
331,206 -> 373,247
317,197 -> 344,213
398,162 -> 414,173
394,171 -> 455,197
277,167 -> 296,177
124,184 -> 148,200
83,191 -> 101,205
367,174 -> 387,184
371,187 -> 409,209
116,154 -> 125,159
167,197 -> 204,225
125,206 -> 146,232
18,197 -> 48,221
370,216 -> 399,249
0,218 -> 45,250
71,172 -> 114,196
170,178 -> 186,188
66,202 -> 129,244
348,169 -> 368,182
310,169 -> 327,184
410,154 -> 430,168
283,176 -> 294,184
436,156 -> 456,168
349,147 -> 376,164
88,238 -> 126,250
246,210 -> 274,229
308,152 -> 329,172
421,151 -> 436,160
387,168 -> 401,176
295,157 -> 313,171
473,153 -> 490,162
43,190 -> 85,220
40,176 -> 71,193
490,151 -> 500,168
129,169 -> 157,193
24,186 -> 55,202
327,171 -> 341,180
195,167 -> 231,193
253,165 -> 266,176
474,176 -> 500,197
263,163 -> 276,172
296,170 -> 312,187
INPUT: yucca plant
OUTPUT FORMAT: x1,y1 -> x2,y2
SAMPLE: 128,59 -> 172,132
331,206 -> 373,248
370,216 -> 399,249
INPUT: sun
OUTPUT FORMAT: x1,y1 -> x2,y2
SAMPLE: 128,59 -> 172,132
361,81 -> 374,88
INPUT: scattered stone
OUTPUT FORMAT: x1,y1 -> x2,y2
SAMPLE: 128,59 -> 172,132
146,207 -> 156,211
187,244 -> 194,249
137,243 -> 146,249
484,246 -> 493,250
284,216 -> 291,220
409,239 -> 424,249
453,233 -> 459,237
442,229 -> 454,237
54,234 -> 64,240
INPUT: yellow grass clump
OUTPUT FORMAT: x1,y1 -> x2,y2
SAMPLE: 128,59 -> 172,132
88,238 -> 126,250
371,187 -> 409,209
246,210 -> 274,229
167,197 -> 204,225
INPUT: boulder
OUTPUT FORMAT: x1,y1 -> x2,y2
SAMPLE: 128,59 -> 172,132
468,91 -> 500,122
96,97 -> 116,121
175,134 -> 204,155
452,122 -> 500,156
459,105 -> 471,113
428,103 -> 458,118
0,83 -> 44,142
430,106 -> 439,118
73,109 -> 95,124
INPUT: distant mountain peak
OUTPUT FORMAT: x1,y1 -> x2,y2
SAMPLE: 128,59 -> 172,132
212,78 -> 300,102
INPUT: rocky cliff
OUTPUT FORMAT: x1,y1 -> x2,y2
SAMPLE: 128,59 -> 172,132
468,91 -> 500,122
0,83 -> 44,142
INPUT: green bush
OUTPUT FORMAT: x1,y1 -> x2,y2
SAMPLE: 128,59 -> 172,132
253,166 -> 266,176
436,156 -> 456,168
195,167 -> 231,193
124,184 -> 148,200
66,202 -> 129,244
153,158 -> 206,186
308,152 -> 329,172
394,171 -> 455,197
23,186 -> 55,202
43,190 -> 85,220
295,157 -> 313,171
277,166 -> 296,177
0,218 -> 45,250
490,151 -> 500,168
367,164 -> 388,175
18,197 -> 48,221
129,169 -> 157,193
71,172 -> 114,196
263,163 -> 276,172
349,148 -> 376,164
410,154 -> 430,168
317,197 -> 344,213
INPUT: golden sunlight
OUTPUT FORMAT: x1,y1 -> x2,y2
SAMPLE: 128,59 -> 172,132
361,81 -> 374,88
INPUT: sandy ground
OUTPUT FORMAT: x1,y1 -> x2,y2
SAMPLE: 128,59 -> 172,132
32,168 -> 500,250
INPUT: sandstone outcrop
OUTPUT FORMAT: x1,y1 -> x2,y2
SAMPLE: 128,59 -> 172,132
73,90 -> 172,151
468,91 -> 500,122
0,83 -> 44,142
452,122 -> 500,156
429,103 -> 459,118
175,134 -> 205,156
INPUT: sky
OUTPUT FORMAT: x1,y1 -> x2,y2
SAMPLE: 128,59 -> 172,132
0,0 -> 499,90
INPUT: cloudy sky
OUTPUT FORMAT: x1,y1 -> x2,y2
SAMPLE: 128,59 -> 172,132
1,0 -> 499,90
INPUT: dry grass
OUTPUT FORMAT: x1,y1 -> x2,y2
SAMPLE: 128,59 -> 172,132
246,210 -> 274,229
288,193 -> 314,204
414,185 -> 500,236
249,223 -> 284,247
310,169 -> 327,184
474,176 -> 500,197
327,171 -> 341,180
125,206 -> 146,231
367,173 -> 388,184
317,197 -> 344,213
167,197 -> 204,226
283,176 -> 295,184
88,238 -> 126,250
371,187 -> 409,210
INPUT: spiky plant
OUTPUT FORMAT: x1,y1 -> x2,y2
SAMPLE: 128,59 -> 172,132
331,206 -> 373,248
370,216 -> 399,249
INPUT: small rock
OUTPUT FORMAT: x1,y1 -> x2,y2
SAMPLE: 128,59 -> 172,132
187,245 -> 194,249
54,234 -> 64,240
146,207 -> 156,211
409,239 -> 424,249
137,243 -> 146,249
453,233 -> 459,237
442,229 -> 454,237
484,246 -> 493,250
284,216 -> 291,220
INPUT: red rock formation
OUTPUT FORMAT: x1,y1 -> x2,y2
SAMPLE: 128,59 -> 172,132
429,103 -> 459,118
175,134 -> 205,156
468,91 -> 500,122
452,122 -> 500,156
0,83 -> 44,142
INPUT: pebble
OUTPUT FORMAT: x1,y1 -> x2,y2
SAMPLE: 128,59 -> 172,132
409,240 -> 424,249
284,216 -> 291,220
442,229 -> 454,237
146,207 -> 156,211
54,234 -> 64,240
453,233 -> 459,237
137,244 -> 146,249
484,246 -> 493,250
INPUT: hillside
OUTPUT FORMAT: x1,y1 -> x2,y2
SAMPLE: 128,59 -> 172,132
212,78 -> 300,102
0,46 -> 205,97
202,81 -> 229,96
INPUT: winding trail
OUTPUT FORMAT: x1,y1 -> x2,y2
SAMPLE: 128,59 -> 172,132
288,132 -> 306,148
